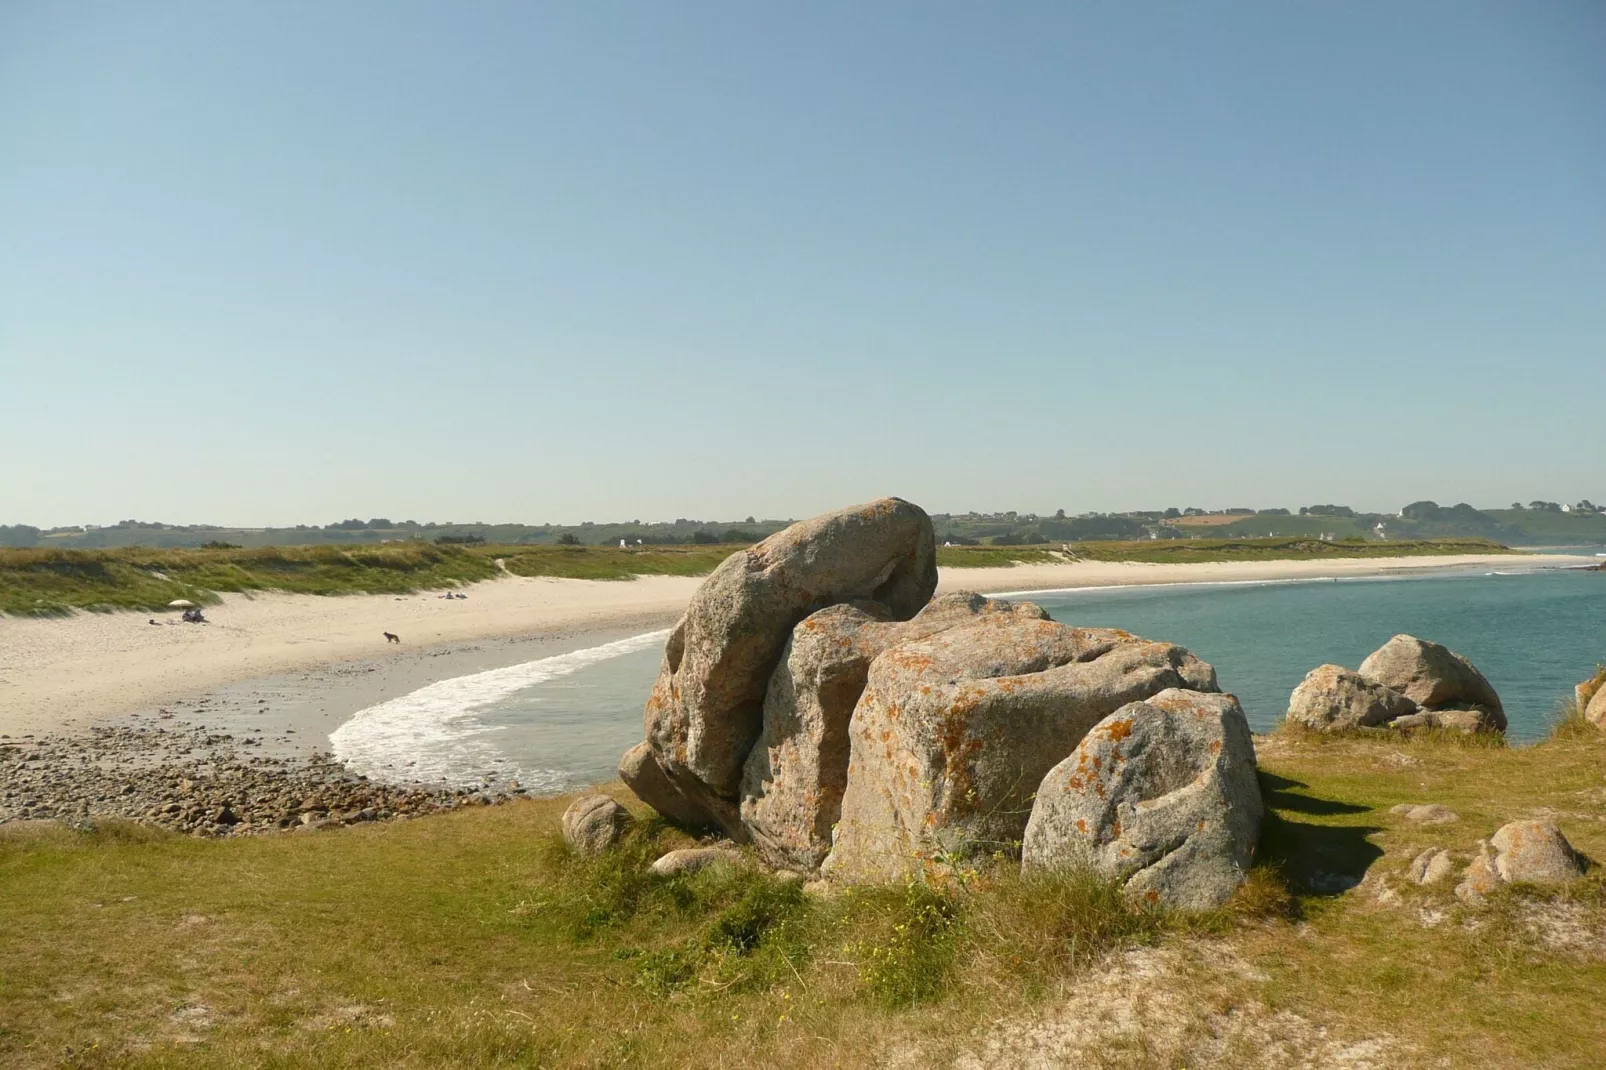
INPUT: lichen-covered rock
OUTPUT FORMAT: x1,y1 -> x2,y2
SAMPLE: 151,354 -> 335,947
561,795 -> 633,855
640,498 -> 938,828
1455,820 -> 1585,903
740,592 -> 1049,871
1409,847 -> 1454,885
1586,676 -> 1606,729
1358,635 -> 1505,730
649,844 -> 741,877
1020,690 -> 1263,910
1490,820 -> 1585,884
617,741 -> 722,830
1455,841 -> 1502,904
1577,669 -> 1606,724
820,617 -> 1218,883
1285,664 -> 1416,731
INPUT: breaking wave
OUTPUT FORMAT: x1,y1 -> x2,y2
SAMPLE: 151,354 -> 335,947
329,629 -> 670,791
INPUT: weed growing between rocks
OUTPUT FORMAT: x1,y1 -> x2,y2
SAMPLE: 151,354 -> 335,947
525,826 -> 818,998
1547,695 -> 1597,742
846,880 -> 964,1007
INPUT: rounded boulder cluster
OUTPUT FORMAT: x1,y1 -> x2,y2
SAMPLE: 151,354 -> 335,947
602,498 -> 1264,910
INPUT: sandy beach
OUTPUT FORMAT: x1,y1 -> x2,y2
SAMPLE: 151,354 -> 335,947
0,552 -> 1588,740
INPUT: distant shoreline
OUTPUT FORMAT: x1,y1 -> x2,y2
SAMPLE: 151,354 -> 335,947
0,552 -> 1591,742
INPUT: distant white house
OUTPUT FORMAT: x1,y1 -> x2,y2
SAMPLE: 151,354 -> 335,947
1562,504 -> 1572,513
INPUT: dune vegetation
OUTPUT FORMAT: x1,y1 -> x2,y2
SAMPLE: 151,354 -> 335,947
0,538 -> 1520,617
2,724 -> 1603,1069
0,544 -> 501,617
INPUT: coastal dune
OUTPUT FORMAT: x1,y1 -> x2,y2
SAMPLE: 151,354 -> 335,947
0,552 -> 1581,738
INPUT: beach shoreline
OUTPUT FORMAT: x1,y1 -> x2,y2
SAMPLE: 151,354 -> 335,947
0,552 -> 1589,742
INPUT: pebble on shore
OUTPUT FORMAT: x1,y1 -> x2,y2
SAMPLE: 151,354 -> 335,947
0,721 -> 516,837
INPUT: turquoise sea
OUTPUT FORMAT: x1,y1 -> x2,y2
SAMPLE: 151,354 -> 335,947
330,566 -> 1604,791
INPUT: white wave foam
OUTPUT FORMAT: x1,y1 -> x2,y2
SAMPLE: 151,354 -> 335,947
330,629 -> 670,790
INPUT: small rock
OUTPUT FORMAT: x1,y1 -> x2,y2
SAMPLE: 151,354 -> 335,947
1409,847 -> 1454,885
1491,820 -> 1585,885
1390,803 -> 1459,825
649,845 -> 740,877
1455,821 -> 1585,903
1455,842 -> 1502,904
560,795 -> 633,856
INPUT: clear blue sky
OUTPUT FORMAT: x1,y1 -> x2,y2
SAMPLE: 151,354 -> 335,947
3,1 -> 1603,527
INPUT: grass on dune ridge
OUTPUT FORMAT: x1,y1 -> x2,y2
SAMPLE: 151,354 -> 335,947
0,544 -> 501,617
1,537 -> 1519,617
3,725 -> 1605,1068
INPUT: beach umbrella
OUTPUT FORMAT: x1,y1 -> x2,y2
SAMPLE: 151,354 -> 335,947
168,599 -> 196,608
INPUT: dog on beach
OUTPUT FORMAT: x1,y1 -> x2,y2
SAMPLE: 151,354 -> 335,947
383,632 -> 400,643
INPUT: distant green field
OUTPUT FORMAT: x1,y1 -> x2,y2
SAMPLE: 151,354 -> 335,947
491,544 -> 743,581
1065,535 -> 1516,564
1484,509 -> 1606,543
1182,515 -> 1372,539
938,536 -> 1514,567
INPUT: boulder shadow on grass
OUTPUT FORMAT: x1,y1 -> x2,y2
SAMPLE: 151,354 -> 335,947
1256,773 -> 1383,898
1258,771 -> 1372,818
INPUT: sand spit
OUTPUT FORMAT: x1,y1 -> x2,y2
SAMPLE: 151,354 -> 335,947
0,554 -> 1586,740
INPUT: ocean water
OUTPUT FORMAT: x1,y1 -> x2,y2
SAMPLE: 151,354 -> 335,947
1026,568 -> 1602,738
330,567 -> 1604,790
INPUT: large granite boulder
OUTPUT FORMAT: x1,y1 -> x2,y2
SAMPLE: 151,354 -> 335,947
561,795 -> 633,855
1021,690 -> 1262,910
1358,635 -> 1504,729
1285,664 -> 1416,731
820,617 -> 1219,883
637,498 -> 938,829
740,593 -> 1050,870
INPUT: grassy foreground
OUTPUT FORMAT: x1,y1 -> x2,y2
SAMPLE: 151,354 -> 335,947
2,537 -> 1518,617
3,728 -> 1603,1069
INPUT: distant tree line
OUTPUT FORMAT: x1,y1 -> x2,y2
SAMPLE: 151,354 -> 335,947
8,495 -> 1606,553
